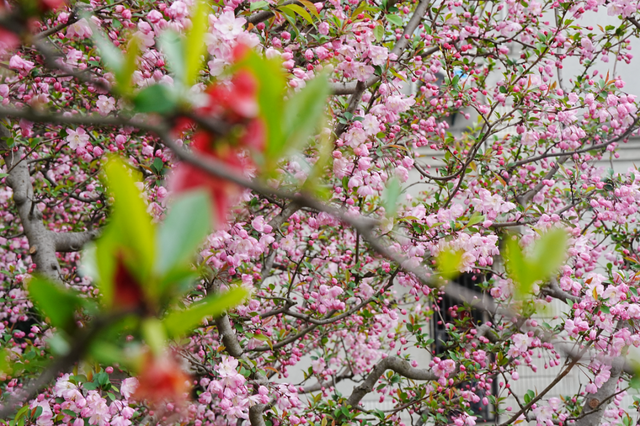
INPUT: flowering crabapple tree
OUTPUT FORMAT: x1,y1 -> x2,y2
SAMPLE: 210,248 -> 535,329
2,0 -> 640,424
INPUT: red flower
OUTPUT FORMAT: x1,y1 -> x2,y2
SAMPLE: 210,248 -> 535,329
113,255 -> 146,311
200,70 -> 260,120
38,0 -> 66,11
133,352 -> 191,405
0,27 -> 19,53
171,132 -> 246,225
170,62 -> 265,226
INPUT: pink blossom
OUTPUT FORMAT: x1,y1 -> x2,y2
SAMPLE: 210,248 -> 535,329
67,19 -> 93,38
9,55 -> 34,72
66,128 -> 90,149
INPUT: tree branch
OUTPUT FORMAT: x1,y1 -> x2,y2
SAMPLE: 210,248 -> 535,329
347,357 -> 436,408
1,134 -> 60,279
54,229 -> 100,252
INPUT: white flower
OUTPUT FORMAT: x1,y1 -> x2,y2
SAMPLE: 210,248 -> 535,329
96,96 -> 116,115
66,128 -> 90,149
120,377 -> 139,399
214,12 -> 246,39
368,45 -> 389,66
67,18 -> 93,39
511,333 -> 531,353
362,114 -> 380,136
385,95 -> 415,113
54,374 -> 77,397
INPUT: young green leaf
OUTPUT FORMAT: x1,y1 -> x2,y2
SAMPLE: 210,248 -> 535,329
529,228 -> 568,280
386,14 -> 403,26
27,276 -> 82,330
373,25 -> 384,42
250,0 -> 269,10
236,50 -> 287,166
156,190 -> 212,276
142,318 -> 168,355
184,0 -> 209,86
163,287 -> 249,338
297,0 -> 321,19
465,212 -> 485,228
277,74 -> 330,167
435,249 -> 464,281
504,234 -> 533,298
88,18 -> 124,75
117,36 -> 142,95
158,30 -> 186,84
281,4 -> 314,25
0,348 -> 15,376
95,157 -> 156,304
381,177 -> 401,217
505,229 -> 567,298
133,84 -> 178,114
103,158 -> 156,272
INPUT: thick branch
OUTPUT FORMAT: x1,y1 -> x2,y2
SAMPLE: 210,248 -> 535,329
1,137 -> 59,279
541,277 -> 580,304
215,314 -> 245,358
54,229 -> 100,252
300,369 -> 353,393
347,357 -> 436,408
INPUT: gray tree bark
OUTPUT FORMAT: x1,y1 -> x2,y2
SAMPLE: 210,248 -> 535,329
0,126 -> 97,279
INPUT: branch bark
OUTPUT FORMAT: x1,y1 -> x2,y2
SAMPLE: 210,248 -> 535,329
1,128 -> 100,277
1,134 -> 59,279
346,356 -> 436,408
54,229 -> 101,252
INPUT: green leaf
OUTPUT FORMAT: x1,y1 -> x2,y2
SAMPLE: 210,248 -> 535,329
381,177 -> 401,217
277,74 -> 330,166
83,382 -> 98,390
158,30 -> 186,83
373,25 -> 384,42
96,157 -> 156,305
142,318 -> 167,355
250,0 -> 269,10
27,276 -> 81,329
88,18 -> 124,75
163,287 -> 249,338
236,50 -> 286,168
386,14 -> 403,26
281,4 -> 314,25
436,249 -> 463,281
133,84 -> 177,114
465,212 -> 485,228
117,36 -> 142,95
505,234 -> 533,298
505,229 -> 567,298
529,228 -> 568,281
156,190 -> 212,276
95,371 -> 110,386
184,0 -> 209,86
524,389 -> 535,404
